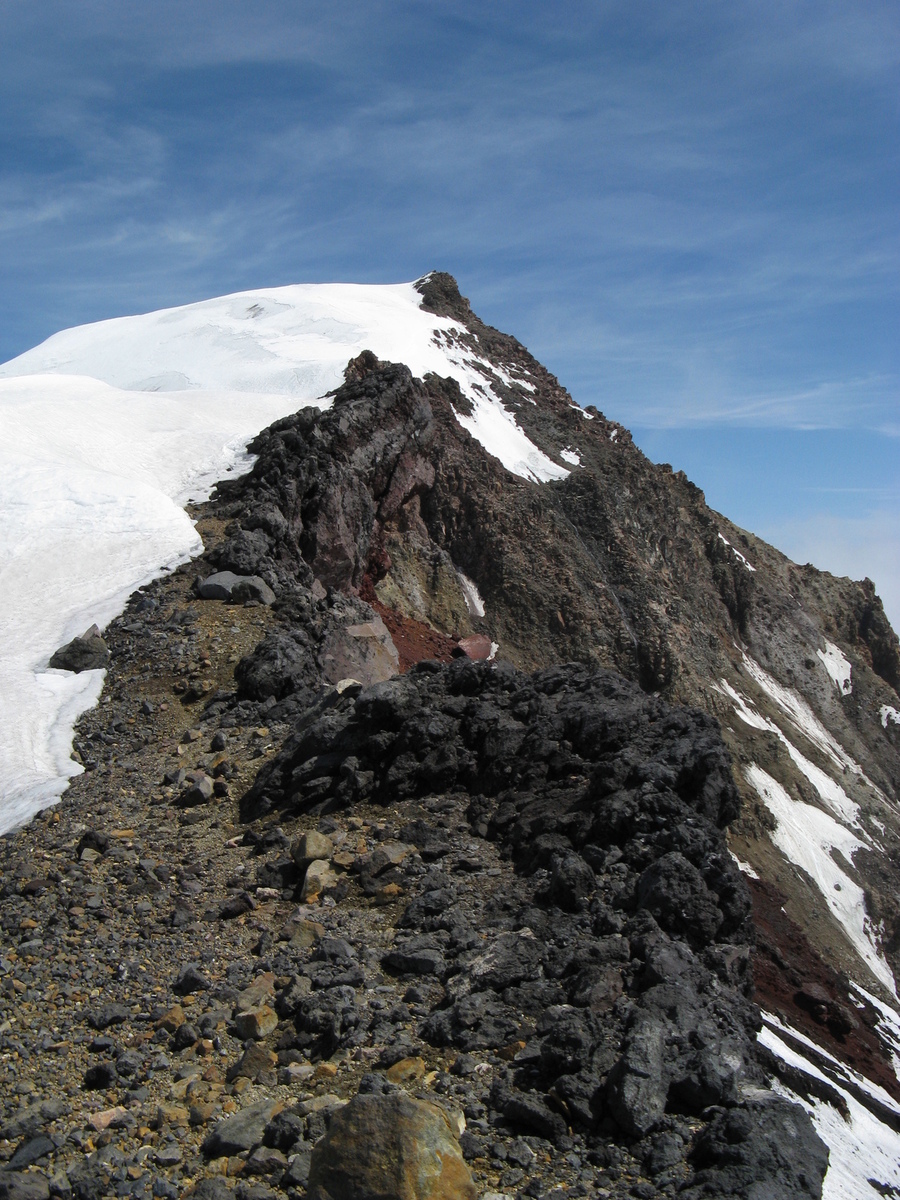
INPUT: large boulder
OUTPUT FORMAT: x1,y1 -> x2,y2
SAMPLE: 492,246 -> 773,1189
197,571 -> 275,605
306,1092 -> 476,1200
682,1097 -> 829,1199
48,624 -> 109,672
318,616 -> 399,686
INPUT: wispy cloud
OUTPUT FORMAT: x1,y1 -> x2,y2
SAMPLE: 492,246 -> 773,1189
0,0 -> 895,441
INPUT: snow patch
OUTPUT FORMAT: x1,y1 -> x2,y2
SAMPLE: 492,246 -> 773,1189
488,361 -> 536,393
850,983 -> 900,1081
881,705 -> 900,729
717,532 -> 756,572
560,448 -> 581,466
446,353 -> 569,483
740,653 -> 873,785
609,427 -> 618,441
745,764 -> 894,993
818,641 -> 853,695
717,679 -> 860,825
457,571 -> 486,618
759,1013 -> 900,1200
730,852 -> 759,879
0,373 -> 316,832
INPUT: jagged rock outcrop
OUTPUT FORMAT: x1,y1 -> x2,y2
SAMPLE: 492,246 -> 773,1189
8,272 -> 900,1199
206,279 -> 900,1018
236,658 -> 827,1195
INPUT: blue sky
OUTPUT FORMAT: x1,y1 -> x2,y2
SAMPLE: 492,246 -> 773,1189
2,1 -> 898,623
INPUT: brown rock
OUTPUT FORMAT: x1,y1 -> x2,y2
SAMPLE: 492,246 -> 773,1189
278,916 -> 325,949
366,841 -> 414,875
236,972 -> 275,1012
234,1004 -> 278,1040
496,1041 -> 526,1062
88,1106 -> 129,1132
156,1103 -> 190,1128
227,1043 -> 278,1083
158,1004 -> 186,1032
307,1092 -> 477,1200
385,1057 -> 426,1086
300,859 -> 338,901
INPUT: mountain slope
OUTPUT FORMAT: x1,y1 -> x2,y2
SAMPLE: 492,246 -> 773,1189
0,279 -> 569,832
205,277 -> 900,1003
3,273 -> 900,1197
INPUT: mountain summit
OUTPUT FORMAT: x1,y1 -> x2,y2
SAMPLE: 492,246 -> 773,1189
1,275 -> 899,1197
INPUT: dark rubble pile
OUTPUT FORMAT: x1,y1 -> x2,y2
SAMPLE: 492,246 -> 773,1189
244,659 -> 828,1197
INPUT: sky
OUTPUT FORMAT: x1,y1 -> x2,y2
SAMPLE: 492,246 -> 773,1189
1,0 -> 898,624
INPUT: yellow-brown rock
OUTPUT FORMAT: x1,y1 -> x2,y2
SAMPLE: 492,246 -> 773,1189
307,1092 -> 476,1200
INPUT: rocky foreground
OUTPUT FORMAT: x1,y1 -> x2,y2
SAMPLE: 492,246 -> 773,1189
9,318 -> 900,1200
0,493 -> 836,1200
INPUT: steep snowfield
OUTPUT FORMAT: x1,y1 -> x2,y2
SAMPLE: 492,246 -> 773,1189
0,280 -> 568,831
716,670 -> 895,992
760,1013 -> 900,1200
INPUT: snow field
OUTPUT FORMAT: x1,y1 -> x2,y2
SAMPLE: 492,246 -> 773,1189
745,764 -> 893,993
759,1013 -> 900,1200
0,280 -> 572,830
818,640 -> 853,695
740,652 -> 866,777
717,679 -> 860,825
718,660 -> 896,991
457,571 -> 486,618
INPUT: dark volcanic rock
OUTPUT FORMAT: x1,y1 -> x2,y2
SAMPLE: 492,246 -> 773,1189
203,1099 -> 281,1158
239,656 -> 798,1181
683,1097 -> 829,1198
49,624 -> 110,672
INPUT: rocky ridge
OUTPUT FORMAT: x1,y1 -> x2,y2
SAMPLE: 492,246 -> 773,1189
206,279 -> 900,1016
0,550 -> 832,1200
3,273 -> 900,1198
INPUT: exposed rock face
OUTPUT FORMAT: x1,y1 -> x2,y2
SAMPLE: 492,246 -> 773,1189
208,279 -> 900,1011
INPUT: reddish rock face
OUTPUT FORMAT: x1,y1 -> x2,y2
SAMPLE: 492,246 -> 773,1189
454,634 -> 493,661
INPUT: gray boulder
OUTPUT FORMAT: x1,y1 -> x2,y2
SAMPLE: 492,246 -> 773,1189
0,1172 -> 51,1200
48,624 -> 109,672
197,571 -> 275,605
202,1098 -> 281,1158
683,1096 -> 829,1199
